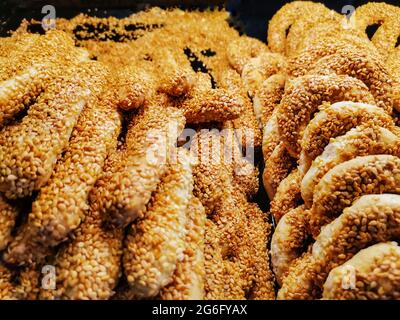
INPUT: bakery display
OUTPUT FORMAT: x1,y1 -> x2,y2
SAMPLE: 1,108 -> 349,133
1,1 -> 400,300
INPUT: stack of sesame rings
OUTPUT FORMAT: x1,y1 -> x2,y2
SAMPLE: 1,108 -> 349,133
262,2 -> 400,300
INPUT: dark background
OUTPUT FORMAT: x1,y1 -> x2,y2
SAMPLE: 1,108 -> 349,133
1,0 -> 400,39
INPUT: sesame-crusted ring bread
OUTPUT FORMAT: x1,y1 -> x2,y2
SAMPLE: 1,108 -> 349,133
0,195 -> 19,251
120,62 -> 244,125
386,47 -> 400,82
0,30 -> 88,127
219,69 -> 262,149
0,61 -> 107,199
276,74 -> 375,157
159,197 -> 206,300
218,196 -> 273,298
97,105 -> 185,228
245,202 -> 276,300
297,46 -> 395,113
13,264 -> 42,300
4,93 -> 122,266
115,57 -> 244,124
288,37 -> 399,113
191,129 -> 230,216
271,205 -> 310,286
114,68 -> 147,111
222,127 -> 259,199
0,262 -> 42,300
0,32 -> 40,64
367,17 -> 400,60
123,148 -> 193,298
241,52 -> 287,98
212,184 -> 248,260
227,36 -> 270,74
263,142 -> 297,200
204,219 -> 227,300
354,2 -> 400,58
277,252 -> 316,300
279,194 -> 400,299
39,149 -> 124,300
253,73 -> 286,127
310,155 -> 400,238
155,47 -> 196,98
387,48 -> 400,117
269,169 -> 302,222
191,129 -> 274,299
191,127 -> 258,212
301,125 -> 400,207
176,73 -> 245,124
0,263 -> 16,300
299,101 -> 394,176
207,195 -> 275,299
288,36 -> 383,79
39,208 -> 124,300
294,24 -> 375,57
262,109 -> 281,161
312,194 -> 400,270
267,1 -> 335,54
284,9 -> 340,57
355,2 -> 400,32
323,242 -> 400,300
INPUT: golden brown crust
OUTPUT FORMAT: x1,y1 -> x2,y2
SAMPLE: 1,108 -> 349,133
242,52 -> 287,98
277,74 -> 376,157
310,155 -> 400,237
39,151 -> 124,300
223,127 -> 259,199
267,1 -> 336,54
290,43 -> 394,113
301,125 -> 400,207
219,69 -> 262,149
294,24 -> 374,57
262,109 -> 280,161
271,205 -> 310,285
191,129 -> 274,299
0,31 -> 87,127
4,95 -> 121,265
191,130 -> 230,216
0,62 -> 107,199
277,252 -> 318,300
96,105 -> 185,228
253,73 -> 286,127
263,142 -> 297,200
227,36 -> 270,74
180,81 -> 244,124
123,148 -> 193,298
282,194 -> 400,300
0,263 -> 42,300
285,10 -> 340,57
270,169 -> 302,222
0,263 -> 16,300
355,2 -> 400,58
159,197 -> 206,300
0,195 -> 19,250
39,209 -> 123,300
204,220 -> 231,299
299,101 -> 395,176
245,202 -> 275,300
323,242 -> 400,300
